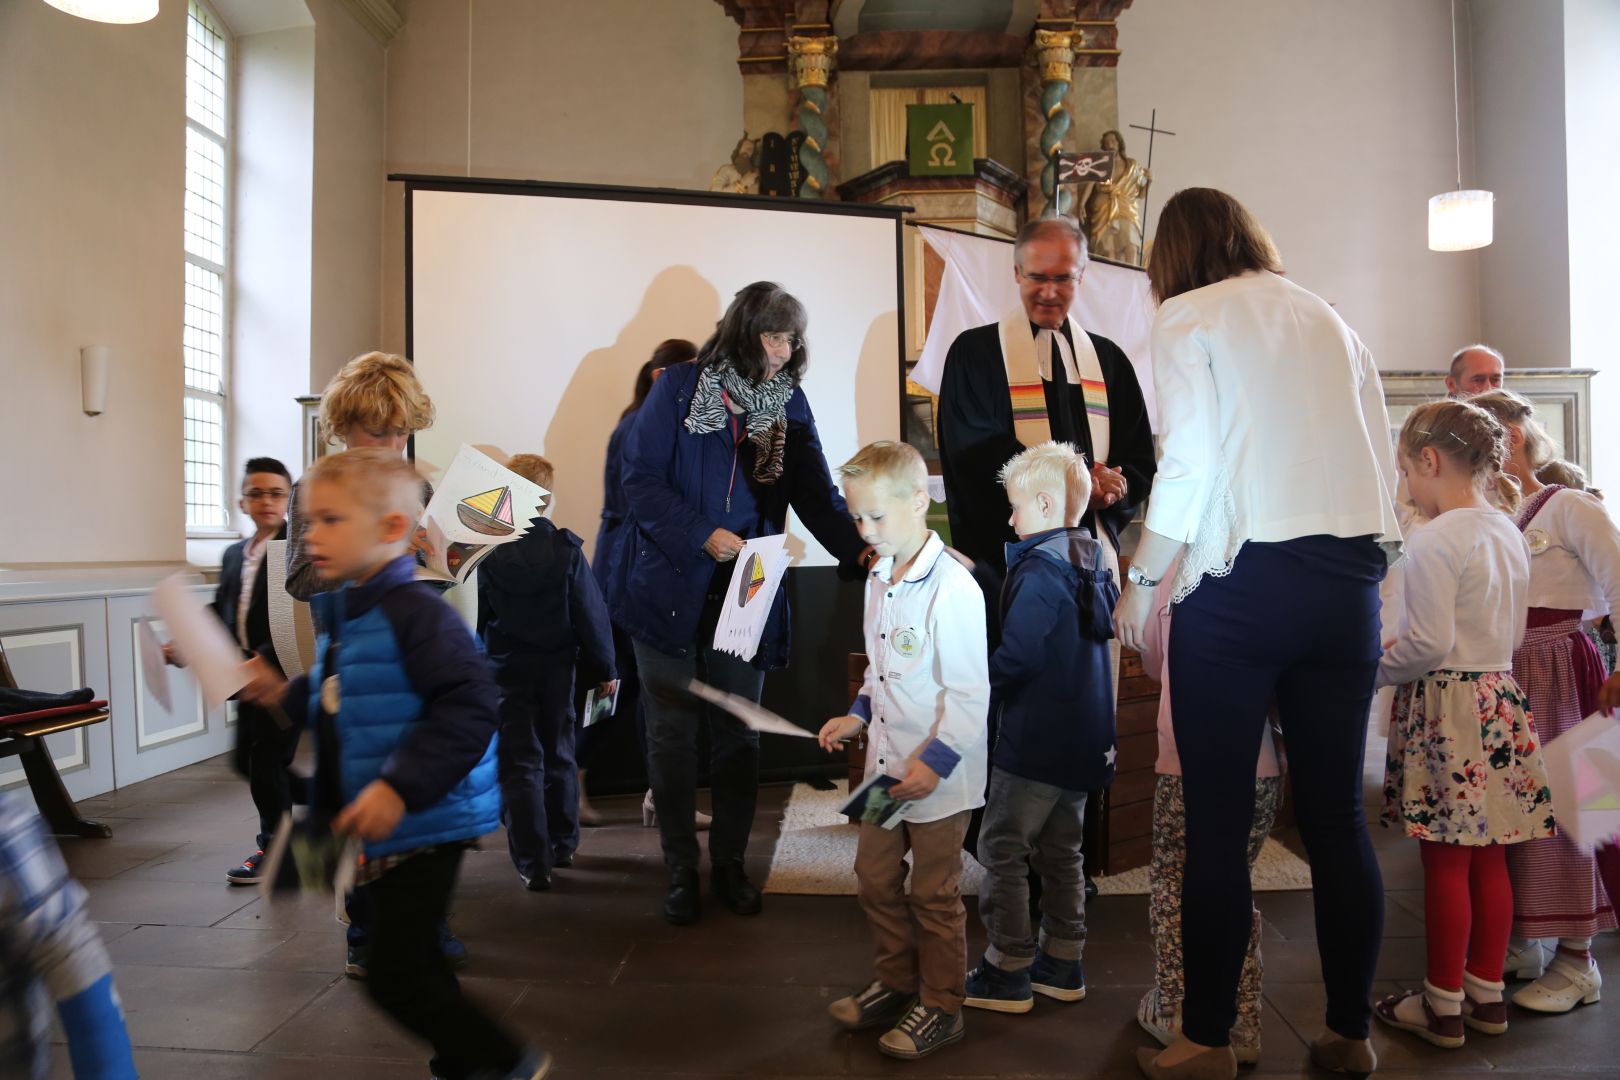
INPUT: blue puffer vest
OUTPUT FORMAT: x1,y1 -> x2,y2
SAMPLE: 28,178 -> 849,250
309,579 -> 500,859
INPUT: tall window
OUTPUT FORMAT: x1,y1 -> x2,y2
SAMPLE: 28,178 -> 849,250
183,0 -> 230,531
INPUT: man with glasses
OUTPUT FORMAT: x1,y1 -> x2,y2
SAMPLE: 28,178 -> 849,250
167,456 -> 299,885
937,217 -> 1155,580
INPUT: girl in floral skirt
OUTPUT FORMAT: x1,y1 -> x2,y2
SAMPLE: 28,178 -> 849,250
1373,400 -> 1555,1049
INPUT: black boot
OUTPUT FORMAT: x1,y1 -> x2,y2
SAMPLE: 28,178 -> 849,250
664,865 -> 701,926
712,859 -> 763,916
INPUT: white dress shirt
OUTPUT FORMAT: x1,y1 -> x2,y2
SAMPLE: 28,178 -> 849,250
851,531 -> 989,824
1145,271 -> 1404,601
1377,507 -> 1530,687
1523,488 -> 1620,616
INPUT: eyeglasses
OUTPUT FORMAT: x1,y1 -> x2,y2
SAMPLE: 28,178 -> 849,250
761,331 -> 802,350
243,489 -> 290,502
1020,271 -> 1079,287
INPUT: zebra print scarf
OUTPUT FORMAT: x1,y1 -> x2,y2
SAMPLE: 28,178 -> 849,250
684,361 -> 795,484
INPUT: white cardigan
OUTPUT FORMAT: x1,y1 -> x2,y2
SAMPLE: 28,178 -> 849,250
1145,271 -> 1403,600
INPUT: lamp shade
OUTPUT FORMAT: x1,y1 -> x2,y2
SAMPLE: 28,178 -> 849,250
42,0 -> 158,23
81,345 -> 111,416
1428,189 -> 1494,252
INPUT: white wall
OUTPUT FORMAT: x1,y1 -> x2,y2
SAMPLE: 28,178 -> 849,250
379,0 -> 745,356
1115,0 -> 1480,373
0,1 -> 187,565
1472,0 -> 1570,370
1563,0 -> 1620,490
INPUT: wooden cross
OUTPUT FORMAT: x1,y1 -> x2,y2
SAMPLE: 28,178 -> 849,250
1128,109 -> 1176,263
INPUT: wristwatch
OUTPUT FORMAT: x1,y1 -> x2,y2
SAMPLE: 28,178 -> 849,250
1126,564 -> 1161,588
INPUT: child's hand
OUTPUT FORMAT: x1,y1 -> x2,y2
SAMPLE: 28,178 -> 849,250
1381,638 -> 1397,652
239,655 -> 288,705
333,780 -> 406,841
410,526 -> 435,560
818,714 -> 865,753
599,679 -> 619,701
162,641 -> 184,668
890,758 -> 941,801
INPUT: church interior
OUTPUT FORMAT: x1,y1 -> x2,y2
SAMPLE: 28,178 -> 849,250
2,1 -> 1618,1077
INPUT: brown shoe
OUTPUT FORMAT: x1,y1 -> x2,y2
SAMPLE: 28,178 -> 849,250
1307,1032 -> 1377,1076
1373,986 -> 1464,1049
1135,1044 -> 1238,1080
1461,972 -> 1508,1035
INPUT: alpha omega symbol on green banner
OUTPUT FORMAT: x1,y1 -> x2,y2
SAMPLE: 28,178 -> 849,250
906,103 -> 974,176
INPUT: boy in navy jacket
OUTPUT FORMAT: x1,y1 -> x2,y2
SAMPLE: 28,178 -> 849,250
243,449 -> 547,1080
477,453 -> 617,891
963,442 -> 1119,1015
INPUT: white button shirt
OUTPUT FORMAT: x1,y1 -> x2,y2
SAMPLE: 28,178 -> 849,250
852,531 -> 989,824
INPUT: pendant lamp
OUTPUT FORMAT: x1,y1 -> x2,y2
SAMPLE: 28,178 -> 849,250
42,0 -> 158,24
1430,0 -> 1492,251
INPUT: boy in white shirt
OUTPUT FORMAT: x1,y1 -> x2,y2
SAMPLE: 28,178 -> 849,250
819,441 -> 990,1060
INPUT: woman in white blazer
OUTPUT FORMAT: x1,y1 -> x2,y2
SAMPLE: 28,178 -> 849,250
1116,189 -> 1402,1080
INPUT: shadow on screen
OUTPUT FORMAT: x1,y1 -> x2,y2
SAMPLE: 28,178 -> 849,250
543,266 -> 722,560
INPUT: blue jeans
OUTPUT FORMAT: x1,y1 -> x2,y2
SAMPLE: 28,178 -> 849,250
632,598 -> 765,870
491,649 -> 579,878
1169,535 -> 1386,1046
977,766 -> 1088,969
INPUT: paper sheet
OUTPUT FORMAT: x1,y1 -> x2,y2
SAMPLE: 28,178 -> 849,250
135,616 -> 172,712
1542,710 -> 1620,852
152,574 -> 248,709
711,534 -> 791,662
420,444 -> 549,548
687,678 -> 812,738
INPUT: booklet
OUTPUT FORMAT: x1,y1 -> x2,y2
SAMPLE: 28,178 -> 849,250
840,772 -> 911,830
416,445 -> 550,585
151,574 -> 248,710
582,682 -> 621,728
259,813 -> 360,911
686,679 -> 813,739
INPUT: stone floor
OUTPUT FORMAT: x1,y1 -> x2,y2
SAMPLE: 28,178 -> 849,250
44,750 -> 1620,1080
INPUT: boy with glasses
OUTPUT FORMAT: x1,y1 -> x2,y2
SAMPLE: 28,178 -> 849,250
167,457 -> 297,884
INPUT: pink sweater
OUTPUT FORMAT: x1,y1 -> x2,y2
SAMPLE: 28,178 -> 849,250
1142,574 -> 1282,778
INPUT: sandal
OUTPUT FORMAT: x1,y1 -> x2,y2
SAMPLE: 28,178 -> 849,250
1373,987 -> 1464,1049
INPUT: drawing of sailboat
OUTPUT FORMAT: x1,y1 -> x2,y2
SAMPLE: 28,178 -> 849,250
456,486 -> 515,537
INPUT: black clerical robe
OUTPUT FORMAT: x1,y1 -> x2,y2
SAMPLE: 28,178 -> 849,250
938,320 -> 1156,576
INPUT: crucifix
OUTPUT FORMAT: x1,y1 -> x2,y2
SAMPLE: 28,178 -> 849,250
1127,109 -> 1176,265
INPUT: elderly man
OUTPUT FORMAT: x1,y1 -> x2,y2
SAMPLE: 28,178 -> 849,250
937,217 -> 1155,579
1446,343 -> 1506,398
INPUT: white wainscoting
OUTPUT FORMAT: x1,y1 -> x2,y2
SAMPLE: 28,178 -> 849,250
0,597 -> 116,801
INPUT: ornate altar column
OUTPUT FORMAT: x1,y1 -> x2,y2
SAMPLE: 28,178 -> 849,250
1032,27 -> 1081,218
787,35 -> 838,198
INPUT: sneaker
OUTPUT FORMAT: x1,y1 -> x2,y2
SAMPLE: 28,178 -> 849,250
963,956 -> 1033,1013
226,850 -> 265,885
827,979 -> 915,1031
877,1003 -> 965,1060
432,1048 -> 552,1080
521,871 -> 552,892
345,944 -> 369,979
1137,987 -> 1180,1047
1029,950 -> 1086,1002
439,922 -> 469,968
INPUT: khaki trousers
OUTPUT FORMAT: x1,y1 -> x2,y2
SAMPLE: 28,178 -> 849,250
854,810 -> 972,1012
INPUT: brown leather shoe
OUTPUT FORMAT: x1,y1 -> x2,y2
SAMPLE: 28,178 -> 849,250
1135,1044 -> 1238,1080
1308,1032 -> 1377,1076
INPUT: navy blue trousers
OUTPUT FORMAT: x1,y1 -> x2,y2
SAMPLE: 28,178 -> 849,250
1168,535 -> 1386,1046
492,649 -> 580,879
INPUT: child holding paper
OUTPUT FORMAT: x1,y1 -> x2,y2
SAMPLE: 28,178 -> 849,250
964,442 -> 1117,1015
1470,389 -> 1620,1014
1372,401 -> 1553,1049
477,453 -> 617,891
820,440 -> 989,1061
242,449 -> 548,1080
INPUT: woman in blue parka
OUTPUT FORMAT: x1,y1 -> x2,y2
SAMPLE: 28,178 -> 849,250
603,281 -> 872,926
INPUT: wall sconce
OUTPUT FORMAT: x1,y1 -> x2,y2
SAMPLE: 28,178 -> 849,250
41,0 -> 159,23
81,345 -> 111,416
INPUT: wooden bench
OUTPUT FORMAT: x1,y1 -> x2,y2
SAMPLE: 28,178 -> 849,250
0,644 -> 113,838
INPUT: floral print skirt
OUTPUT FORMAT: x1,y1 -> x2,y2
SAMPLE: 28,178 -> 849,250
1382,669 -> 1555,845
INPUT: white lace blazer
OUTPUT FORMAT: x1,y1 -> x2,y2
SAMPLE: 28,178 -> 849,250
1143,271 -> 1404,603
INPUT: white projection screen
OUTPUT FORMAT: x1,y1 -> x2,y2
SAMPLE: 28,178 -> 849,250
406,181 -> 904,568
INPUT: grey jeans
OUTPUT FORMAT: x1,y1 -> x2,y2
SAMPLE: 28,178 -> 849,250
976,766 -> 1088,970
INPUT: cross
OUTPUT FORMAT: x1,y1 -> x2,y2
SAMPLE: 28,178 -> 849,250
1128,109 -> 1176,264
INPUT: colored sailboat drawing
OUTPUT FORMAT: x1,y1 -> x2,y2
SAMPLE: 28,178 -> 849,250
456,486 -> 516,537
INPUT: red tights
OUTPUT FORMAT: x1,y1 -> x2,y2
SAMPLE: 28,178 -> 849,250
1421,840 -> 1513,989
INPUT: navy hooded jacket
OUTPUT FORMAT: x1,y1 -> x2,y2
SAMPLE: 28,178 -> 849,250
601,360 -> 867,669
990,526 -> 1120,791
478,517 -> 616,684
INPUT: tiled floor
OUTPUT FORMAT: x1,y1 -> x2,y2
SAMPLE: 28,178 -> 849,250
46,750 -> 1619,1079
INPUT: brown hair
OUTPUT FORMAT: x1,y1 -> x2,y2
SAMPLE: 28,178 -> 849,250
1536,458 -> 1588,492
1465,389 -> 1559,474
1146,187 -> 1284,303
319,351 -> 435,444
1397,400 -> 1521,513
302,447 -> 425,522
504,453 -> 555,491
623,339 -> 697,419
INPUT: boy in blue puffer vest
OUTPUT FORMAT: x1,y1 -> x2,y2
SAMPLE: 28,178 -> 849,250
243,448 -> 549,1080
963,441 -> 1119,1016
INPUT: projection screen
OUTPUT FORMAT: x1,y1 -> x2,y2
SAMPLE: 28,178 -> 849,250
405,180 -> 904,568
